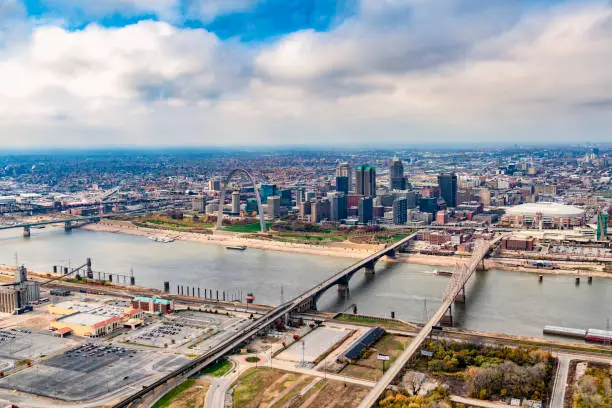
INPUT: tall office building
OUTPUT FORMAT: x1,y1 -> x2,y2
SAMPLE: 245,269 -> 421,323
438,172 -> 458,207
267,196 -> 280,219
259,184 -> 277,204
358,197 -> 373,224
356,165 -> 376,197
336,162 -> 352,191
295,187 -> 306,207
245,198 -> 258,214
279,189 -> 292,207
389,157 -> 406,190
335,176 -> 349,195
328,192 -> 347,221
392,197 -> 407,225
231,191 -> 240,214
311,199 -> 330,223
208,178 -> 222,192
191,195 -> 206,213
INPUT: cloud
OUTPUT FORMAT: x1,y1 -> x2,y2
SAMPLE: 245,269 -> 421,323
1,0 -> 612,147
187,0 -> 259,23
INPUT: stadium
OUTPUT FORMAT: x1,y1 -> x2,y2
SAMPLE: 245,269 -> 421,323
502,202 -> 585,229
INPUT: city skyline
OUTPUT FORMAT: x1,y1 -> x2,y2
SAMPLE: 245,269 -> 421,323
1,0 -> 612,147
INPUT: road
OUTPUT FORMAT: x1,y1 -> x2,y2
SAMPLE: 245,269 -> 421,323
550,352 -> 612,408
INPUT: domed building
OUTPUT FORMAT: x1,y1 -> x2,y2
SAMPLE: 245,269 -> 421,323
502,202 -> 585,229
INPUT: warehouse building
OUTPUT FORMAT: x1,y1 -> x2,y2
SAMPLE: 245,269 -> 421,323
49,301 -> 143,337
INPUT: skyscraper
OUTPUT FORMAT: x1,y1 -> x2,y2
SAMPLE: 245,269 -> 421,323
356,165 -> 376,197
259,184 -> 277,204
279,189 -> 292,207
267,196 -> 280,219
335,176 -> 349,195
392,197 -> 407,225
328,192 -> 347,221
358,197 -> 373,224
389,157 -> 406,190
231,191 -> 240,214
438,172 -> 458,207
336,162 -> 352,191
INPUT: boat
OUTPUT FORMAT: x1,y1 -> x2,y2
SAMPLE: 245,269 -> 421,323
226,245 -> 247,251
148,236 -> 175,243
434,270 -> 453,276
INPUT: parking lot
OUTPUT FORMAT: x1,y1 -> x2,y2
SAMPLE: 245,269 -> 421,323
127,321 -> 204,348
276,326 -> 351,364
0,343 -> 189,401
0,328 -> 75,361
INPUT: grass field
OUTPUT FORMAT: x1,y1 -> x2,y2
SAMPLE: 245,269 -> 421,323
201,359 -> 232,377
152,378 -> 209,408
224,222 -> 271,233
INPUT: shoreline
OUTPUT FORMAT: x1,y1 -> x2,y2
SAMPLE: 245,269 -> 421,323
83,221 -> 381,260
83,221 -> 612,279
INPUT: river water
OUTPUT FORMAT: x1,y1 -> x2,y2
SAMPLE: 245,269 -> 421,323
1,227 -> 610,340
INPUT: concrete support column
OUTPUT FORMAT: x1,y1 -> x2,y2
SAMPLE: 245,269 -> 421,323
440,305 -> 453,327
455,285 -> 466,303
364,260 -> 376,276
23,226 -> 31,237
337,283 -> 349,298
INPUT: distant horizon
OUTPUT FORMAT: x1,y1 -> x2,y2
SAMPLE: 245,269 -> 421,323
0,141 -> 610,155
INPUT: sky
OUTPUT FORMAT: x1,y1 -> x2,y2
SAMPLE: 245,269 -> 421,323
0,0 -> 611,148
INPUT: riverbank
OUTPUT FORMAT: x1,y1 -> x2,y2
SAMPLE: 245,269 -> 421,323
84,221 -> 612,279
83,220 -> 381,260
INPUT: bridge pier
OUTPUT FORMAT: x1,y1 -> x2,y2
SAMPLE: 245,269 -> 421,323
454,285 -> 466,303
476,258 -> 486,271
337,283 -> 350,298
23,226 -> 31,237
364,260 -> 376,277
440,305 -> 453,326
64,221 -> 73,232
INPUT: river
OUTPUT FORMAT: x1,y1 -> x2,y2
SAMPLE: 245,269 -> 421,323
1,227 -> 610,340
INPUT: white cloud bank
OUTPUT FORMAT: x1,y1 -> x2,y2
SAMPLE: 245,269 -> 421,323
1,0 -> 611,147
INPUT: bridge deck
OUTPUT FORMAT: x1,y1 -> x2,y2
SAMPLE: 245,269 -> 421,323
357,236 -> 502,408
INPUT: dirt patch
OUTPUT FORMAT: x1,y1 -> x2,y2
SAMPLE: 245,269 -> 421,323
302,380 -> 369,408
153,378 -> 209,408
232,368 -> 368,408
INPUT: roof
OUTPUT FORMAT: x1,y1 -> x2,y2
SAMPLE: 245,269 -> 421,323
133,296 -> 171,305
55,327 -> 73,335
505,203 -> 584,218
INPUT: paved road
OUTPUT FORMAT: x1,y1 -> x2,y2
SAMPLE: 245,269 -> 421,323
450,396 -> 509,407
550,354 -> 571,408
550,352 -> 612,408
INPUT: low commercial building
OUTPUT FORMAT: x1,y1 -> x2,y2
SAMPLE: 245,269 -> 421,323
501,236 -> 535,251
131,296 -> 173,315
50,304 -> 143,337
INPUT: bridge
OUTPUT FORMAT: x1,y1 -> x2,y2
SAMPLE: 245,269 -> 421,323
112,231 -> 421,407
0,204 -> 175,237
0,215 -> 114,236
357,235 -> 504,408
112,232 -> 502,408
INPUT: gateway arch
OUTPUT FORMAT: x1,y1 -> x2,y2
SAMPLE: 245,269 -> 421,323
216,168 -> 266,233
